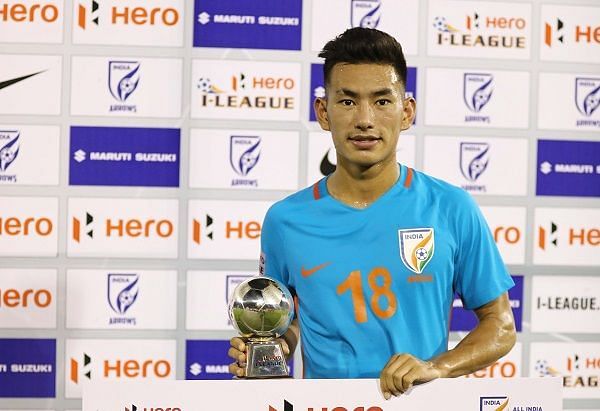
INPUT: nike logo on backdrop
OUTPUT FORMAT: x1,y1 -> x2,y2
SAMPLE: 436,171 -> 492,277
0,70 -> 46,91
301,262 -> 331,278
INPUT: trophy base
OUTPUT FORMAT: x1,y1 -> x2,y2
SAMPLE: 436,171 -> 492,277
245,340 -> 289,378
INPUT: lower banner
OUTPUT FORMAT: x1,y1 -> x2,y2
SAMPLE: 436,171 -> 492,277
83,377 -> 561,411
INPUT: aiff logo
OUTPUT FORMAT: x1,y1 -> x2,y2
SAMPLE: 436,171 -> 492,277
479,396 -> 509,411
107,273 -> 139,315
0,130 -> 20,172
575,77 -> 600,117
463,73 -> 494,113
351,0 -> 381,29
109,61 -> 141,102
460,142 -> 490,182
397,228 -> 435,274
230,136 -> 260,177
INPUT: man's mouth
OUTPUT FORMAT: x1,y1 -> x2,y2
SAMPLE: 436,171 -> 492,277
348,135 -> 381,149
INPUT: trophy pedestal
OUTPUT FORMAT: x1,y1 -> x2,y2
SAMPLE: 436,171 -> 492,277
245,340 -> 289,378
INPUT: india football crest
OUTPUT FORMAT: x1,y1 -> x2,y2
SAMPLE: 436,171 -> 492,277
230,135 -> 261,177
575,77 -> 600,117
463,73 -> 494,113
460,142 -> 490,182
351,0 -> 381,29
398,228 -> 435,274
107,273 -> 139,315
108,61 -> 140,102
0,130 -> 20,172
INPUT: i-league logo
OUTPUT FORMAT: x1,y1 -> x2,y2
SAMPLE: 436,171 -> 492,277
575,77 -> 600,125
0,130 -> 20,183
230,136 -> 260,187
107,273 -> 139,326
460,142 -> 489,182
351,0 -> 381,29
108,61 -> 140,113
398,228 -> 435,274
463,73 -> 493,123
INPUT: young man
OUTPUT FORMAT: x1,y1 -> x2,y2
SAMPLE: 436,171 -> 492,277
229,28 -> 516,399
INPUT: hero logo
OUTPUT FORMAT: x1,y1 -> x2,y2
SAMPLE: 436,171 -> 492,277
544,18 -> 600,47
72,212 -> 174,242
538,222 -> 600,249
433,11 -> 527,48
0,2 -> 60,23
268,401 -> 382,411
192,217 -> 260,245
0,287 -> 52,308
0,215 -> 53,237
125,404 -> 181,411
463,73 -> 493,123
70,353 -> 171,383
77,1 -> 178,29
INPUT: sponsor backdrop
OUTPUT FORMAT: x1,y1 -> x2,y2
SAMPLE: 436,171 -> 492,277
0,0 -> 598,409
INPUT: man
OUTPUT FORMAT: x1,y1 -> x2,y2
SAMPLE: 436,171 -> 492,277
229,27 -> 516,400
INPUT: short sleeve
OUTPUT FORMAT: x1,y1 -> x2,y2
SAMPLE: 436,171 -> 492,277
259,205 -> 291,288
452,193 -> 514,310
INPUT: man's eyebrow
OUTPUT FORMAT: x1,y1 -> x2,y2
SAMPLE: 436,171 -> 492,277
334,88 -> 396,97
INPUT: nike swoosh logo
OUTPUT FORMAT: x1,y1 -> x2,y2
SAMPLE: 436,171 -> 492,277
0,70 -> 46,91
301,262 -> 331,278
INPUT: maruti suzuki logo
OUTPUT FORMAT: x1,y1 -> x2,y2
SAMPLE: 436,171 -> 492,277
70,353 -> 92,384
73,212 -> 94,242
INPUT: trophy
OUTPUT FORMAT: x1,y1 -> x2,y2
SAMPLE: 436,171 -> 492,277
228,277 -> 294,378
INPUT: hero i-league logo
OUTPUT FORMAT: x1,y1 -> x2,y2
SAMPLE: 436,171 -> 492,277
109,61 -> 140,113
107,273 -> 139,326
575,77 -> 600,128
230,135 -> 261,187
351,0 -> 381,29
459,142 -> 490,193
0,130 -> 20,183
463,73 -> 493,123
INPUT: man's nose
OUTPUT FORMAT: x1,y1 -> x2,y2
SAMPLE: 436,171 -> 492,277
354,103 -> 375,130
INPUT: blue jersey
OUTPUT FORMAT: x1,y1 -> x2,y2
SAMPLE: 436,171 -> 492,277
260,164 -> 513,379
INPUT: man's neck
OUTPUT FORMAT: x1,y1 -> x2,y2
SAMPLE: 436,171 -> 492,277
327,157 -> 400,209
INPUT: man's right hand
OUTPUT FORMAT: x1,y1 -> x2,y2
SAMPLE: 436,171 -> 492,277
228,337 -> 248,377
228,336 -> 291,378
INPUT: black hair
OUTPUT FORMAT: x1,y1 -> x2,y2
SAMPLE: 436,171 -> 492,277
318,27 -> 407,88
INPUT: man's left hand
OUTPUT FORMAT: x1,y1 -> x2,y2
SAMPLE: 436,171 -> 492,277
379,353 -> 444,400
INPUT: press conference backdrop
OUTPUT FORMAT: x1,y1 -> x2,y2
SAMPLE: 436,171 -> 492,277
0,0 -> 599,409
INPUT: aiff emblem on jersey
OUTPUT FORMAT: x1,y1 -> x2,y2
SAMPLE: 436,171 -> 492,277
398,228 -> 435,274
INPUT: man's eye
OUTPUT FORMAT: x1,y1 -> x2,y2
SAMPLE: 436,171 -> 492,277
377,99 -> 391,106
340,99 -> 354,106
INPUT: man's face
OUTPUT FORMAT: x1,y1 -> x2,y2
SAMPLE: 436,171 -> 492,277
314,63 -> 415,169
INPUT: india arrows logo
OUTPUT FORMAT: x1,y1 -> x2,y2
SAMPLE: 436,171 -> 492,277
398,228 -> 435,274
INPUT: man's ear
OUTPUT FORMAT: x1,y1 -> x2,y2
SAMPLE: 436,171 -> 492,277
314,97 -> 330,131
401,96 -> 416,131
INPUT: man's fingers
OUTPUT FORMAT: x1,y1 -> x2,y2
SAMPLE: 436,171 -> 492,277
227,347 -> 246,364
228,362 -> 245,377
381,355 -> 410,398
230,337 -> 246,352
401,368 -> 420,392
